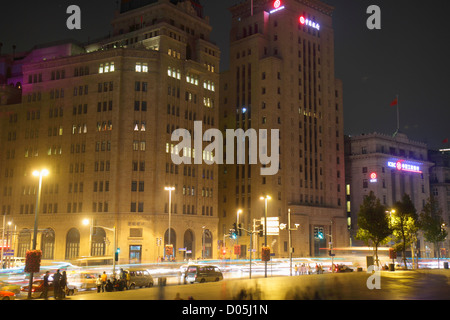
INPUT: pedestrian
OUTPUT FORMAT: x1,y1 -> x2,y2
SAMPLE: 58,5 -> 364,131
126,270 -> 131,289
96,275 -> 103,293
294,264 -> 298,275
53,269 -> 62,299
105,279 -> 114,292
43,271 -> 50,300
101,271 -> 107,292
60,271 -> 67,298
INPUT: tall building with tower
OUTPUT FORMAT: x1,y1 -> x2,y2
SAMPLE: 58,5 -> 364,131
219,0 -> 348,258
0,0 -> 220,264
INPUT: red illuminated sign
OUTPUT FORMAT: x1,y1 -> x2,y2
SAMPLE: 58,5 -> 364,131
370,172 -> 378,183
299,16 -> 321,30
269,0 -> 285,14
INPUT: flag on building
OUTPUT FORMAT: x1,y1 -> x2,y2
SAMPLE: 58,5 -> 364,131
390,97 -> 398,107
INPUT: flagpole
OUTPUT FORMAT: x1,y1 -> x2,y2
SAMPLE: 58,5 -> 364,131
396,94 -> 400,132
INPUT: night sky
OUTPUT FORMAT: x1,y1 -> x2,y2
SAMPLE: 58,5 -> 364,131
0,0 -> 448,150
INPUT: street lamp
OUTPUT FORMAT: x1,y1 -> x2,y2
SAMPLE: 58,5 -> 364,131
27,169 -> 49,299
280,209 -> 300,276
202,226 -> 206,259
259,195 -> 271,278
164,186 -> 175,260
82,218 -> 117,277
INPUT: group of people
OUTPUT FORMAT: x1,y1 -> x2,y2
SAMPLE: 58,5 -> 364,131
294,263 -> 325,275
43,269 -> 67,300
96,269 -> 130,293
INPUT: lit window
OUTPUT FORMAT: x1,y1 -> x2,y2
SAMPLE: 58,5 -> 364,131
99,64 -> 104,74
136,63 -> 142,73
142,63 -> 148,73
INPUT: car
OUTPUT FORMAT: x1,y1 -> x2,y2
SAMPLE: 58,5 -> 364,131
185,265 -> 223,284
66,272 -> 97,291
0,291 -> 15,300
335,265 -> 354,273
0,281 -> 21,294
20,280 -> 54,299
125,269 -> 154,289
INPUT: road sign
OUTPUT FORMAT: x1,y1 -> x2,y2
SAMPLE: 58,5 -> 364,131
261,217 -> 280,235
3,250 -> 14,256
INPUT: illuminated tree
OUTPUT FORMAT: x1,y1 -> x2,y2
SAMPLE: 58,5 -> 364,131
419,196 -> 448,266
391,194 -> 418,269
356,191 -> 391,266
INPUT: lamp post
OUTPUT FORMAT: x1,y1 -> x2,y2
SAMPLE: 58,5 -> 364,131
27,169 -> 49,299
1,213 -> 5,268
280,209 -> 300,276
82,218 -> 117,277
164,186 -> 175,260
202,226 -> 206,259
259,195 -> 271,278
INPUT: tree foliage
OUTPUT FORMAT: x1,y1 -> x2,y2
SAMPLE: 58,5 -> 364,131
419,196 -> 448,257
391,194 -> 418,268
356,191 -> 391,266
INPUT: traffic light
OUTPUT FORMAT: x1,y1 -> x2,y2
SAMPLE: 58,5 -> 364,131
238,223 -> 242,236
231,223 -> 238,239
258,224 -> 264,237
115,248 -> 120,262
318,227 -> 324,240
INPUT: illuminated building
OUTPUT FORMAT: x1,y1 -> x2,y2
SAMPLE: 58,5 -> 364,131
344,132 -> 434,255
219,0 -> 348,258
428,148 -> 450,257
0,0 -> 220,263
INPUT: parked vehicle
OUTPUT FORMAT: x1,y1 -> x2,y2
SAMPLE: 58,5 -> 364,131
335,265 -> 354,273
66,272 -> 97,291
185,265 -> 223,283
20,280 -> 54,299
125,269 -> 154,289
0,280 -> 21,294
0,291 -> 15,300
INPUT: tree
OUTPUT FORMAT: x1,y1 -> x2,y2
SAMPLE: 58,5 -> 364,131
419,196 -> 448,267
391,194 -> 418,269
356,191 -> 391,266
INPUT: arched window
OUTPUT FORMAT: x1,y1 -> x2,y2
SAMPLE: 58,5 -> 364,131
65,228 -> 80,259
91,227 -> 106,256
183,229 -> 195,258
202,229 -> 213,259
17,229 -> 31,257
164,228 -> 176,258
41,228 -> 55,260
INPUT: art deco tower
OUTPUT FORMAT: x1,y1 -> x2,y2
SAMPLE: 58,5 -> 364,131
219,0 -> 348,257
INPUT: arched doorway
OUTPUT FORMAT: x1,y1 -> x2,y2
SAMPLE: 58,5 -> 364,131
164,228 -> 176,258
91,227 -> 106,256
17,229 -> 31,257
65,228 -> 80,259
41,228 -> 55,260
183,229 -> 195,259
202,229 -> 213,259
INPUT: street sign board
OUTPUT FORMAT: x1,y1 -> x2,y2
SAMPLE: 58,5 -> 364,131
261,217 -> 280,235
